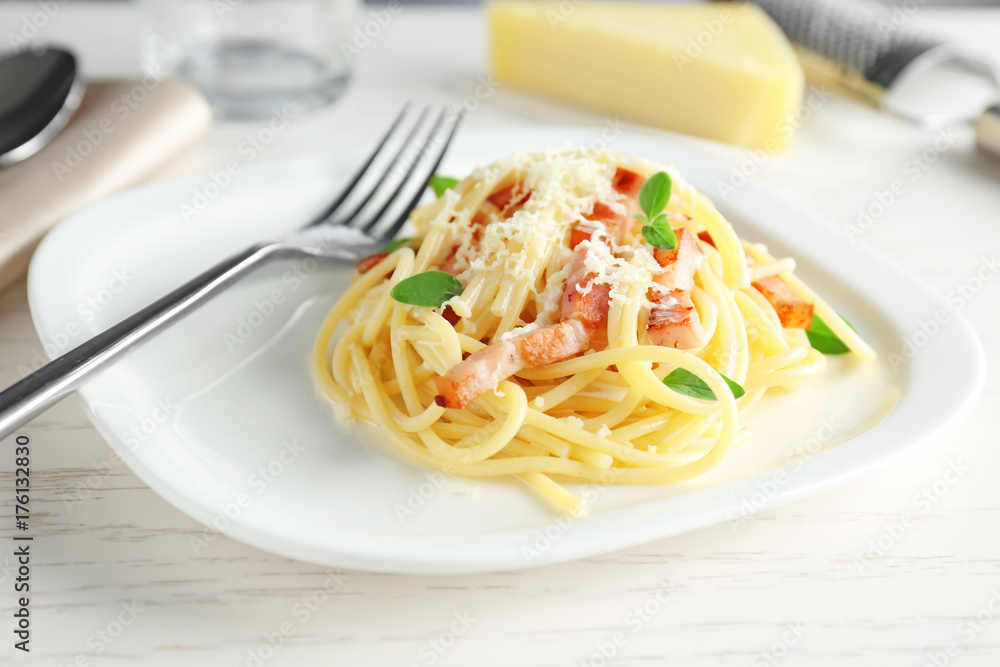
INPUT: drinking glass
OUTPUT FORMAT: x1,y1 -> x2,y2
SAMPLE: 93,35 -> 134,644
139,0 -> 357,120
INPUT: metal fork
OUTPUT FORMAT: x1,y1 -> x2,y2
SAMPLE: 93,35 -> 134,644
0,104 -> 464,440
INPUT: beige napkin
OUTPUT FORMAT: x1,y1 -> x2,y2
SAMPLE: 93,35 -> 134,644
0,78 -> 212,293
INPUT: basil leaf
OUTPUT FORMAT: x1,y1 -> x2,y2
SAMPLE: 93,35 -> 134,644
380,237 -> 413,253
638,171 -> 672,219
807,314 -> 852,355
641,220 -> 678,250
662,367 -> 745,401
390,271 -> 463,307
430,175 -> 460,198
721,374 -> 746,399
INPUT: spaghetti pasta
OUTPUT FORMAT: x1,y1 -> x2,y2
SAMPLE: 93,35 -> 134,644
312,149 -> 874,515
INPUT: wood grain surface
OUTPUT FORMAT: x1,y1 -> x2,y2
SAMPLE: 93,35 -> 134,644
1,4 -> 999,666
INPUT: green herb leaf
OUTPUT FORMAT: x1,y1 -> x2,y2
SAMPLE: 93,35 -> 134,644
390,271 -> 463,307
641,220 -> 678,251
380,237 -> 414,253
638,171 -> 672,219
721,374 -> 746,399
429,175 -> 460,198
662,367 -> 745,401
806,314 -> 852,355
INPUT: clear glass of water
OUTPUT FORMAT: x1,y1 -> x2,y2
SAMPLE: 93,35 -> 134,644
140,0 -> 357,121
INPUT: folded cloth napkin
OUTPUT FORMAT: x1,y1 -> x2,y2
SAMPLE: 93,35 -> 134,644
0,78 -> 211,294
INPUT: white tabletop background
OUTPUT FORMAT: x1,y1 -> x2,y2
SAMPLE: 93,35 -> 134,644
1,2 -> 999,666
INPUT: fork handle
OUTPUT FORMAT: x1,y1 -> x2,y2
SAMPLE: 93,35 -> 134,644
0,242 -> 283,441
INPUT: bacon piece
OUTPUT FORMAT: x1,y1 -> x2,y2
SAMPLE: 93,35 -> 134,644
613,167 -> 643,198
572,168 -> 647,249
652,228 -> 702,293
469,182 -> 531,226
357,252 -> 389,274
753,275 -> 813,329
647,289 -> 702,349
438,238 -> 469,276
613,167 -> 644,223
570,210 -> 620,249
582,202 -> 627,245
470,209 -> 491,226
560,243 -> 612,331
438,243 -> 463,276
569,224 -> 598,250
647,228 -> 704,349
433,318 -> 591,409
487,183 -> 531,213
434,242 -> 611,409
744,250 -> 814,329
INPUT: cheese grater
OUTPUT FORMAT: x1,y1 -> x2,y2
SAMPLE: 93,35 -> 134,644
748,0 -> 1000,157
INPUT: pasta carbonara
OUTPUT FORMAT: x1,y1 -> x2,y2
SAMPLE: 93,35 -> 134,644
313,149 -> 874,515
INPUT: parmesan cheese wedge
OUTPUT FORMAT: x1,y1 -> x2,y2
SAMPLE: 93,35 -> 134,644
488,1 -> 805,151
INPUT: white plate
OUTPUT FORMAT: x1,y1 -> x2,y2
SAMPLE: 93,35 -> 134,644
28,127 -> 984,574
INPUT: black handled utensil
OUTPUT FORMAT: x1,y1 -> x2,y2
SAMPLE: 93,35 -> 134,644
0,46 -> 84,167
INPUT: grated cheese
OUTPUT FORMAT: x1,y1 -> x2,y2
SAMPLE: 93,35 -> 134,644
578,238 -> 663,310
443,295 -> 473,319
427,149 -> 701,325
332,402 -> 356,427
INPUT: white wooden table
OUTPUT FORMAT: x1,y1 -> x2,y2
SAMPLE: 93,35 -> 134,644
2,4 -> 1000,666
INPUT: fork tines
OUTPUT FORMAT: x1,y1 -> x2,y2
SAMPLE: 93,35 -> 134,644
308,104 -> 465,243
